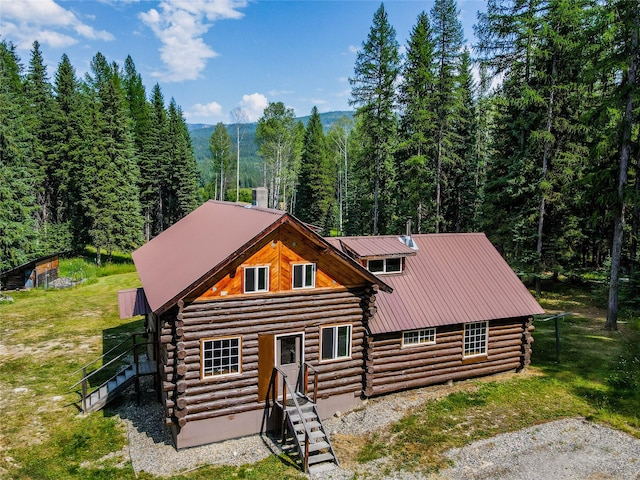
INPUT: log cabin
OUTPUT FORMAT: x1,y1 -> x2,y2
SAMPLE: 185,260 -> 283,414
116,200 -> 543,461
0,253 -> 61,290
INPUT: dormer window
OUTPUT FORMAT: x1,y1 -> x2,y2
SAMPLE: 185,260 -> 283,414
367,257 -> 402,274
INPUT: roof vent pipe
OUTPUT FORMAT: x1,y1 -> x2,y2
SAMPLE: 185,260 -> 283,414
399,218 -> 418,250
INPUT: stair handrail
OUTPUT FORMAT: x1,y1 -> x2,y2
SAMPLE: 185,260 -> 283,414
70,331 -> 146,376
303,362 -> 318,404
274,366 -> 316,472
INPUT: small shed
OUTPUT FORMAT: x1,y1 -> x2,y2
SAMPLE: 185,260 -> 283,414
0,253 -> 61,290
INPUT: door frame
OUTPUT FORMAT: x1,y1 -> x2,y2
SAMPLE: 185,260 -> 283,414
274,332 -> 305,393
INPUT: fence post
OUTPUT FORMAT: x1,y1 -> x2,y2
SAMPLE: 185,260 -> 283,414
81,367 -> 88,412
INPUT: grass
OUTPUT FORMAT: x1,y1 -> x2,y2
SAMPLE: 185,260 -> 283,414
1,266 -> 638,479
351,280 -> 640,475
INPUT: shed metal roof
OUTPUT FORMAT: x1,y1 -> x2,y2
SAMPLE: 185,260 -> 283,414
117,287 -> 151,319
329,233 -> 544,334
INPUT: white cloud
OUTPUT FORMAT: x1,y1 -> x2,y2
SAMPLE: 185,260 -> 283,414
140,0 -> 248,82
310,98 -> 328,105
186,100 -> 224,120
268,89 -> 294,97
348,45 -> 359,54
0,0 -> 113,50
240,93 -> 268,121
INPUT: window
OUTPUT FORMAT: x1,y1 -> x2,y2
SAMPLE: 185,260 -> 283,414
402,328 -> 436,347
320,324 -> 352,361
244,266 -> 269,293
201,337 -> 241,378
464,322 -> 488,357
293,263 -> 315,289
367,257 -> 402,273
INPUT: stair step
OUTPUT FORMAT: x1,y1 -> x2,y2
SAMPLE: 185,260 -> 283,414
297,430 -> 326,442
289,412 -> 316,423
308,462 -> 337,475
293,421 -> 321,431
308,440 -> 331,453
307,452 -> 335,465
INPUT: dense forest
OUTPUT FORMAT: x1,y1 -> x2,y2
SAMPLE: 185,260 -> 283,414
1,0 -> 638,328
0,41 -> 199,268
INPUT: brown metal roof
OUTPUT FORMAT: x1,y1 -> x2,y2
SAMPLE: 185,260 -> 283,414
132,201 -> 390,314
133,201 -> 286,313
118,287 -> 151,319
329,233 -> 544,334
336,236 -> 417,258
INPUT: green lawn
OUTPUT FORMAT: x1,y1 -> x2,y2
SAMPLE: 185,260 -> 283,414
1,268 -> 638,479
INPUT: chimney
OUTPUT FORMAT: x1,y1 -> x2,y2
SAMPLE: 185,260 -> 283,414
399,217 -> 418,250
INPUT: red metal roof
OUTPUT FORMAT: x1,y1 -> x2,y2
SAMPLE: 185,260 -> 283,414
118,287 -> 151,319
132,201 -> 390,314
337,236 -> 417,258
329,233 -> 544,334
133,201 -> 286,313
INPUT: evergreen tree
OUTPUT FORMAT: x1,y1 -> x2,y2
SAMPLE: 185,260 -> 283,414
166,99 -> 198,224
81,56 -> 142,264
397,11 -> 438,233
24,41 -> 60,243
147,83 -> 170,236
0,41 -> 38,271
295,106 -> 334,233
52,54 -> 84,251
208,122 -> 233,201
444,48 -> 478,232
430,0 -> 464,232
349,3 -> 400,235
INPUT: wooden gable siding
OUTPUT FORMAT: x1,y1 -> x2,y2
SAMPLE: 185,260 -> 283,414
159,286 -> 376,428
364,317 -> 534,397
194,223 -> 364,302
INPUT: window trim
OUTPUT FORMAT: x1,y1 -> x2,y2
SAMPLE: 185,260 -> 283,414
319,324 -> 352,363
200,335 -> 242,380
244,265 -> 269,293
367,257 -> 403,274
463,321 -> 488,358
292,262 -> 316,289
402,328 -> 436,348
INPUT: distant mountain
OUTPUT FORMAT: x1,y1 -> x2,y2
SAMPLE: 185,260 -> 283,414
189,111 -> 354,188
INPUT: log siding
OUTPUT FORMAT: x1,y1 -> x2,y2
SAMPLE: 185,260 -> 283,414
364,317 -> 534,397
159,287 -> 374,428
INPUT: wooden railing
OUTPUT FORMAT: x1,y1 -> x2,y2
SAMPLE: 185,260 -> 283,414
69,332 -> 151,411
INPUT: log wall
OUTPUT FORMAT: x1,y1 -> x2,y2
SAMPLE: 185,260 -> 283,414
364,317 -> 534,397
158,286 -> 375,428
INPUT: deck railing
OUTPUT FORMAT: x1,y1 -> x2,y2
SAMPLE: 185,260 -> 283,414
69,332 -> 151,411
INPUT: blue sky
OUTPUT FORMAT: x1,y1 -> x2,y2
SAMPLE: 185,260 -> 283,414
1,0 -> 486,124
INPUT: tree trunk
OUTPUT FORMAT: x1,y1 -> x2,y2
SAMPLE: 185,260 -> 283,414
536,54 -> 556,298
607,7 -> 639,330
631,151 -> 639,276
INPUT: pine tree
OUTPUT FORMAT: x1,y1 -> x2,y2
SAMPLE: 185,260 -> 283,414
397,11 -> 438,233
166,99 -> 198,224
0,41 -> 38,271
349,3 -> 400,235
25,41 -> 60,245
295,106 -> 334,233
52,54 -> 84,251
81,56 -> 142,264
430,0 -> 464,233
147,84 -> 170,236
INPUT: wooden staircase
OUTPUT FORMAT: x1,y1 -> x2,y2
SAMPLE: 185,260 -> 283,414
70,332 -> 156,413
283,396 -> 339,474
274,365 -> 339,474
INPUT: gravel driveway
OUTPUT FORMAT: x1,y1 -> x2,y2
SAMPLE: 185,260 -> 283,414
111,377 -> 640,479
